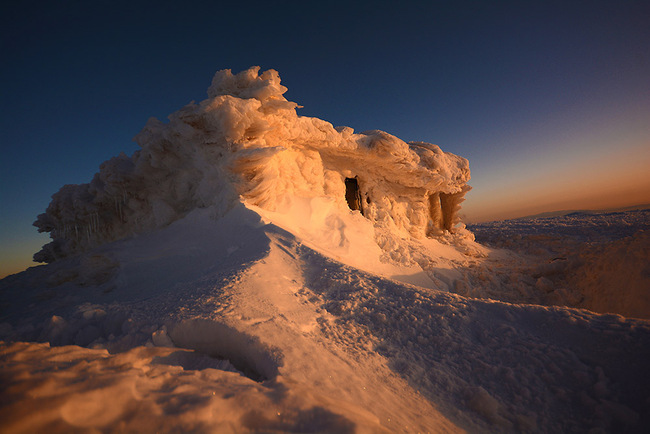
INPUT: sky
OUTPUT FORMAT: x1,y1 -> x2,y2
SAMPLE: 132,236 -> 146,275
1,0 -> 649,277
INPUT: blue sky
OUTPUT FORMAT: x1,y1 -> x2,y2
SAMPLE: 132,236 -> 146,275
1,0 -> 649,277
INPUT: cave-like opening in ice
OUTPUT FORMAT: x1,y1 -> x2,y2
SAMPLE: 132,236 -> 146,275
345,177 -> 364,216
439,192 -> 454,231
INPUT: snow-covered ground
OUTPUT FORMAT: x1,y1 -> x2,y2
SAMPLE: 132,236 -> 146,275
2,205 -> 649,433
1,68 -> 649,432
467,209 -> 650,319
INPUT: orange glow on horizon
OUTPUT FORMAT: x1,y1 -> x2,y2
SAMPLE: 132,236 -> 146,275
463,172 -> 650,223
463,185 -> 650,223
463,138 -> 650,223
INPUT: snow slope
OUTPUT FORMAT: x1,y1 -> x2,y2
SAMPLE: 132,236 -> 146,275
2,204 -> 650,433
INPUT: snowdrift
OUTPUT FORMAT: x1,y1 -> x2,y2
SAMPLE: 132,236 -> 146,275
3,205 -> 650,432
2,68 -> 650,432
469,210 -> 650,319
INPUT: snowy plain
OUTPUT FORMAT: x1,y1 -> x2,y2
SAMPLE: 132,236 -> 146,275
467,210 -> 650,320
1,68 -> 649,433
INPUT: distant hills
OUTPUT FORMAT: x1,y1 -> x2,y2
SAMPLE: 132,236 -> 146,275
517,204 -> 650,220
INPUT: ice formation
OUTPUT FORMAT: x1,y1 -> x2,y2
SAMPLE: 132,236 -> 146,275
3,207 -> 650,432
33,67 -> 470,263
8,67 -> 648,432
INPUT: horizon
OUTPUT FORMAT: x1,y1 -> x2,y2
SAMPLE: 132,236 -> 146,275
2,201 -> 648,279
1,0 -> 649,277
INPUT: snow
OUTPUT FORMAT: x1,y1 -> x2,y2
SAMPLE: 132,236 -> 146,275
468,210 -> 650,319
2,68 -> 650,432
33,67 -> 471,265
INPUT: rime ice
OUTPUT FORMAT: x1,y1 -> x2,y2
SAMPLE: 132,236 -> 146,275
33,67 -> 470,263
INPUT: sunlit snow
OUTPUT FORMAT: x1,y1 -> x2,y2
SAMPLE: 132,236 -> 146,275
1,68 -> 649,433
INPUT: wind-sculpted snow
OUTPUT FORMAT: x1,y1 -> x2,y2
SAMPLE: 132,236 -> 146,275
34,67 -> 470,263
3,206 -> 650,432
0,342 -> 356,433
298,246 -> 650,432
3,203 -> 650,432
467,209 -> 650,319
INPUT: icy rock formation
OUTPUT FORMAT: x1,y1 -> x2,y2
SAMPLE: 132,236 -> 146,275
34,67 -> 471,262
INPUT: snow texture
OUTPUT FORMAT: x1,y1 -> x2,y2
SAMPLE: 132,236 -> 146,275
2,206 -> 649,433
1,68 -> 649,433
468,210 -> 650,319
